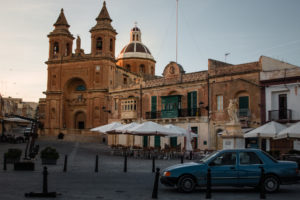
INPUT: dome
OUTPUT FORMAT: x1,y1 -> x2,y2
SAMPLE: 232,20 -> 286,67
117,42 -> 154,60
117,26 -> 155,61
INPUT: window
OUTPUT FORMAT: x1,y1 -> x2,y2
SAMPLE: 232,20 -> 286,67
96,37 -> 103,50
65,43 -> 70,56
217,95 -> 223,111
210,152 -> 236,166
239,152 -> 262,165
239,96 -> 249,117
53,42 -> 59,55
140,64 -> 145,73
76,85 -> 86,91
115,99 -> 118,110
126,64 -> 131,71
110,38 -> 113,52
123,77 -> 127,85
121,99 -> 137,112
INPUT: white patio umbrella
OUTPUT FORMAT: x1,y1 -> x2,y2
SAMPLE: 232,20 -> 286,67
244,121 -> 286,138
276,122 -> 300,139
114,122 -> 140,134
164,124 -> 198,138
90,122 -> 122,133
127,121 -> 176,136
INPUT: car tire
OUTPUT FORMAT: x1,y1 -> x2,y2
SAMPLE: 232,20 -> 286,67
263,175 -> 280,193
177,175 -> 196,193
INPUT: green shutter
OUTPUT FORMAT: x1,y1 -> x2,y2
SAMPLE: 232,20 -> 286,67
239,96 -> 249,117
188,91 -> 197,116
161,96 -> 180,118
151,96 -> 157,118
143,136 -> 148,147
151,96 -> 157,112
170,137 -> 177,147
154,136 -> 161,147
239,96 -> 249,109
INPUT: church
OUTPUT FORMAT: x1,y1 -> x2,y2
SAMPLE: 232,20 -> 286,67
40,1 -> 294,150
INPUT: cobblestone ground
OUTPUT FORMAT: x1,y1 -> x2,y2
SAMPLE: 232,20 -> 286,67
0,137 -> 300,200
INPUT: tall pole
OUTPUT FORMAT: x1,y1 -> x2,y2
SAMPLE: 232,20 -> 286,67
176,0 -> 178,63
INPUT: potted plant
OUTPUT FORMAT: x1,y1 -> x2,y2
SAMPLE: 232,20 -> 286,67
5,148 -> 22,164
40,147 -> 59,165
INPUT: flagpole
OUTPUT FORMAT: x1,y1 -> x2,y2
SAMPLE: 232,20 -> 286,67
176,0 -> 178,63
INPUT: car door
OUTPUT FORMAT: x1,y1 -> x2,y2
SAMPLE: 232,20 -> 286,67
238,151 -> 263,186
208,151 -> 238,186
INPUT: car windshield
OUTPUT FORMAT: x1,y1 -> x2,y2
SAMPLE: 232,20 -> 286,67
197,151 -> 219,163
261,151 -> 278,163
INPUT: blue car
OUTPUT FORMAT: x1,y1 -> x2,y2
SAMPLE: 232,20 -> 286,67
160,149 -> 300,193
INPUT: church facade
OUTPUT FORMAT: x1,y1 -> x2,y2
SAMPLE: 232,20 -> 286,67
41,2 -> 296,150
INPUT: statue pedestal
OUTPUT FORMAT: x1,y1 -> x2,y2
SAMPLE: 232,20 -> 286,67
222,123 -> 245,149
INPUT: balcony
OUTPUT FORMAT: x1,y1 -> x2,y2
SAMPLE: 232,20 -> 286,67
268,109 -> 292,122
145,108 -> 201,119
238,109 -> 251,128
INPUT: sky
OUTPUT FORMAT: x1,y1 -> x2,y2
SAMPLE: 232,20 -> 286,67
0,0 -> 300,102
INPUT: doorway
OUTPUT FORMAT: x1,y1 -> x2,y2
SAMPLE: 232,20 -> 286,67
75,111 -> 86,129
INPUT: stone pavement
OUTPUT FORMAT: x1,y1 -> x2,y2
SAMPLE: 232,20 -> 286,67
0,138 -> 300,200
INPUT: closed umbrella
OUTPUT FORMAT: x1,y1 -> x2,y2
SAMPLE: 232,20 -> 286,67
276,122 -> 300,139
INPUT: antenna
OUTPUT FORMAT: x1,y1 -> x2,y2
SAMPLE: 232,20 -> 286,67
176,0 -> 179,63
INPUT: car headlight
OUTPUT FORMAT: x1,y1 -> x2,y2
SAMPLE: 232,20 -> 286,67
163,171 -> 171,177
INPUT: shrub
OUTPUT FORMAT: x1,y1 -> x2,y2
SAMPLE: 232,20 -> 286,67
40,147 -> 59,160
5,148 -> 22,159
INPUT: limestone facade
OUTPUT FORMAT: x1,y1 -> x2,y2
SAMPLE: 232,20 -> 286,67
41,2 -> 299,150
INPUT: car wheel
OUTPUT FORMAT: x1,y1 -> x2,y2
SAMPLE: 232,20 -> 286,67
263,175 -> 280,193
177,175 -> 196,193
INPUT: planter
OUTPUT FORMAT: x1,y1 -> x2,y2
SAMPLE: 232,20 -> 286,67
42,158 -> 57,165
6,157 -> 21,164
14,162 -> 35,171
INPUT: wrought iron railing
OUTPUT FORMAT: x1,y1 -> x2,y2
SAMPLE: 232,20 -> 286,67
268,109 -> 292,121
145,108 -> 201,119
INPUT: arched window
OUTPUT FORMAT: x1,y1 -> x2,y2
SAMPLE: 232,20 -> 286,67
136,34 -> 139,41
140,64 -> 145,73
65,43 -> 70,56
76,85 -> 86,91
53,42 -> 59,55
110,38 -> 113,52
126,64 -> 131,71
96,37 -> 103,50
151,66 -> 154,74
133,35 -> 135,41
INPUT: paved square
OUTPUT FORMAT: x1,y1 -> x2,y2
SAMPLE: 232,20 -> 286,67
0,138 -> 299,199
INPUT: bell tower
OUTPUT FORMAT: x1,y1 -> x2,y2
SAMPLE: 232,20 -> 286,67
48,9 -> 74,60
90,1 -> 117,58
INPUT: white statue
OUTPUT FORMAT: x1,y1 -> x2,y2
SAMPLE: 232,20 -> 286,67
227,99 -> 239,124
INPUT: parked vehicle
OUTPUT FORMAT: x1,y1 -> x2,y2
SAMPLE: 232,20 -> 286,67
160,149 -> 300,193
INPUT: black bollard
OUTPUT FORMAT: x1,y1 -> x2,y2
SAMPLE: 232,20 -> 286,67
259,167 -> 266,199
25,166 -> 57,197
43,167 -> 48,193
3,154 -> 7,171
152,168 -> 160,199
152,156 -> 155,173
206,168 -> 212,199
63,155 -> 68,172
95,155 -> 99,173
124,153 -> 127,173
181,154 -> 184,164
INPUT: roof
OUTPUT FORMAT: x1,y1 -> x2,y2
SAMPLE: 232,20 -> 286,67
54,9 -> 70,28
96,1 -> 112,22
117,42 -> 155,61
